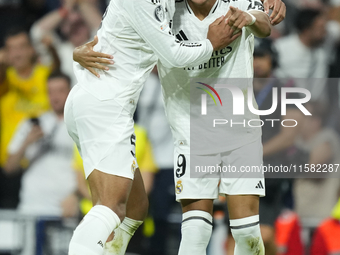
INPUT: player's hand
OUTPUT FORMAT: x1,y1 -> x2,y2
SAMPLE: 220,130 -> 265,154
207,15 -> 242,51
263,0 -> 286,25
24,125 -> 44,146
225,6 -> 253,31
73,35 -> 114,78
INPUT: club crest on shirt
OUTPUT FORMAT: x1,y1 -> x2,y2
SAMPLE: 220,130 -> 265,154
131,160 -> 137,174
155,5 -> 165,22
175,180 -> 183,194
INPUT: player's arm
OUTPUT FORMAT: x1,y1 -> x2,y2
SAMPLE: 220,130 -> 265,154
226,0 -> 271,38
122,0 -> 237,68
247,9 -> 272,38
73,0 -> 241,76
73,36 -> 114,78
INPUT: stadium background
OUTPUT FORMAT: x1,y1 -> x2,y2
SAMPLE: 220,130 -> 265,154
0,0 -> 340,254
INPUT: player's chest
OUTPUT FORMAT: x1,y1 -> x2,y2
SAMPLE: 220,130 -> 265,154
172,4 -> 230,42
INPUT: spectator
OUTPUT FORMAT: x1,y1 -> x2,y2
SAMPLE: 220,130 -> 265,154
4,72 -> 79,218
0,0 -> 44,47
293,102 -> 340,226
274,210 -> 304,255
31,0 -> 102,85
0,27 -> 53,174
275,8 -> 340,101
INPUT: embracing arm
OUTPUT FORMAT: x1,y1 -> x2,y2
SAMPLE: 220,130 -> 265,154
122,0 -> 238,68
74,0 -> 241,76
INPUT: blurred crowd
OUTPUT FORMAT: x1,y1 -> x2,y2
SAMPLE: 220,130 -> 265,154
0,0 -> 340,255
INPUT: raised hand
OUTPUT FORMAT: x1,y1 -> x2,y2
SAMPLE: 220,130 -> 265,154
207,15 -> 242,51
225,6 -> 253,32
24,125 -> 44,146
73,35 -> 114,78
262,0 -> 286,25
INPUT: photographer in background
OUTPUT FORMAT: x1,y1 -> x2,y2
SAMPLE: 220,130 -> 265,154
3,72 -> 79,217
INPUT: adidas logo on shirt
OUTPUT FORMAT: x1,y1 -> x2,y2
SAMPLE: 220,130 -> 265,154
255,180 -> 264,189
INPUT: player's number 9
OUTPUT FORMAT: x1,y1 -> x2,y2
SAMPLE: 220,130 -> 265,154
176,154 -> 186,178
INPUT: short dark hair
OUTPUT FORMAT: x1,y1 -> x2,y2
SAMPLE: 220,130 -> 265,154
4,26 -> 31,44
295,9 -> 322,33
48,71 -> 72,89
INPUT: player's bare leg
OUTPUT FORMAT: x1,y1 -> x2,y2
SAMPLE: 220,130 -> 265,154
178,199 -> 214,255
226,195 -> 265,255
104,168 -> 148,255
68,170 -> 132,255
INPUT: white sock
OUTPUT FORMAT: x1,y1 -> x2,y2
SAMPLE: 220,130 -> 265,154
178,210 -> 213,255
68,205 -> 121,255
104,217 -> 143,255
230,215 -> 265,255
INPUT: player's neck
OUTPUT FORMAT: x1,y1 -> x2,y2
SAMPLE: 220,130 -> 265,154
187,0 -> 217,20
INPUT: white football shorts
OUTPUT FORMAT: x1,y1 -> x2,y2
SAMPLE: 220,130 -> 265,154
64,85 -> 138,180
173,138 -> 265,201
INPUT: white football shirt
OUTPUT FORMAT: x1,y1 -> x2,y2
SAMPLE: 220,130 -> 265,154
73,0 -> 214,109
158,0 -> 265,154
